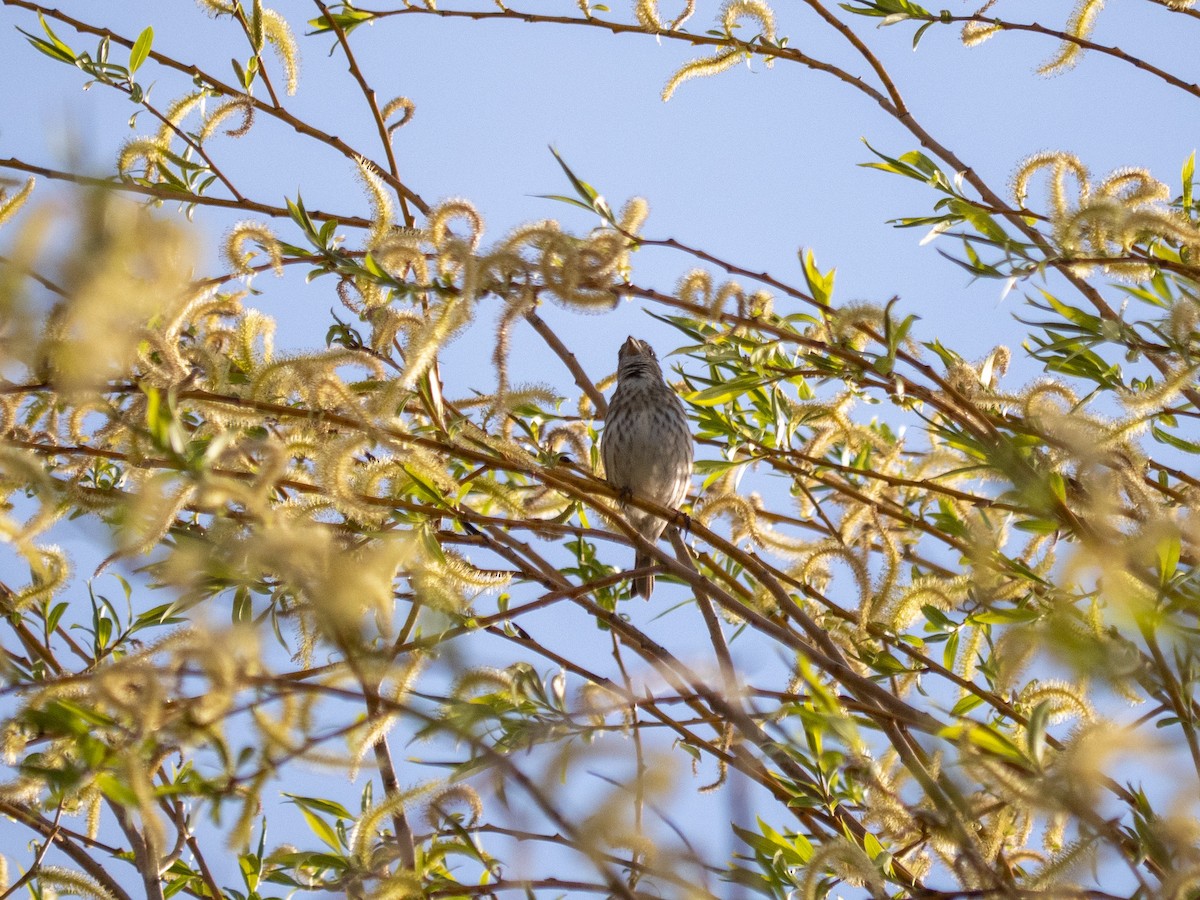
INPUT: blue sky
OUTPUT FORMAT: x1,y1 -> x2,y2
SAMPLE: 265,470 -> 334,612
1,0 -> 1197,893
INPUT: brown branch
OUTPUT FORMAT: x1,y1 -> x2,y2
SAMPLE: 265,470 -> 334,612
0,800 -> 133,900
314,0 -> 415,227
230,3 -> 283,108
927,12 -> 1200,101
1,1 -> 430,215
361,4 -> 896,110
352,0 -> 1126,349
525,308 -> 608,416
0,157 -> 372,228
800,0 -> 907,111
272,673 -> 645,899
185,834 -> 225,900
1147,0 -> 1200,18
0,803 -> 61,900
136,93 -> 246,203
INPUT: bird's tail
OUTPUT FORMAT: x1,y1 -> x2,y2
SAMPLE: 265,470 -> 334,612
633,550 -> 654,600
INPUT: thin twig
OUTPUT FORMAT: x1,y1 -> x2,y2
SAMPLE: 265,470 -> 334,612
1,1 -> 429,214
0,803 -> 62,900
526,308 -> 608,416
0,157 -> 372,227
314,0 -> 415,227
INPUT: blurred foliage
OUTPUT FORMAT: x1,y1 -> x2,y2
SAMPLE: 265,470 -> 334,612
0,0 -> 1199,898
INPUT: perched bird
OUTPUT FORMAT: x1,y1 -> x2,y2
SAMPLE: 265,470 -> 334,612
601,336 -> 693,598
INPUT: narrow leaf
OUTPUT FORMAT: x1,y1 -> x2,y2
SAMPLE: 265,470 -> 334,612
129,26 -> 153,74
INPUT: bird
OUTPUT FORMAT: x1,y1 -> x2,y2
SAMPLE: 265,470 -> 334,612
600,336 -> 693,598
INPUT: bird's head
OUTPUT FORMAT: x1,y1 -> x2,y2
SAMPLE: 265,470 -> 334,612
616,336 -> 662,380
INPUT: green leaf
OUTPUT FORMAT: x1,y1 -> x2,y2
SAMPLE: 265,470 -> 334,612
840,0 -> 932,18
50,698 -> 118,731
947,198 -> 1008,244
939,722 -> 1026,763
144,385 -> 187,455
38,13 -> 73,52
1041,290 -> 1102,332
231,56 -> 248,90
317,218 -> 339,247
95,771 -> 141,806
922,603 -> 954,629
1157,533 -> 1181,587
533,193 -> 598,214
968,607 -> 1038,625
860,139 -> 951,192
1013,517 -> 1060,534
132,603 -> 188,630
96,615 -> 113,649
800,248 -> 835,307
1183,150 -> 1195,211
687,376 -> 765,406
950,693 -> 984,716
45,601 -> 68,634
250,0 -> 265,52
306,7 -> 376,35
1046,471 -> 1066,503
286,193 -> 316,237
863,832 -> 886,861
233,585 -> 253,624
1152,424 -> 1200,454
285,799 -> 345,851
733,818 -> 813,866
401,463 -> 450,507
1026,700 -> 1050,766
18,27 -> 76,64
129,26 -> 153,74
912,18 -> 935,48
548,146 -> 614,222
942,628 -> 959,670
284,794 -> 354,820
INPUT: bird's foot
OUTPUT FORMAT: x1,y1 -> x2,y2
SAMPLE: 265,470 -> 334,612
672,510 -> 692,538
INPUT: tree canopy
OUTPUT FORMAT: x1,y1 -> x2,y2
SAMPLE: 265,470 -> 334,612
1,0 -> 1199,898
